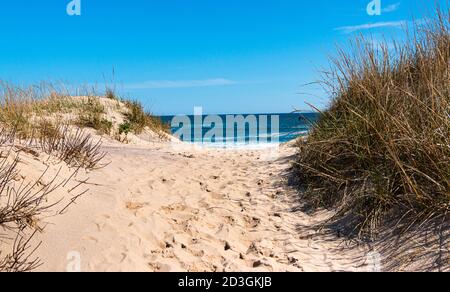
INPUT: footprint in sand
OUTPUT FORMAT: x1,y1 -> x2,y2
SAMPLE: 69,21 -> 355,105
224,216 -> 236,226
243,215 -> 261,228
125,202 -> 148,216
161,203 -> 187,213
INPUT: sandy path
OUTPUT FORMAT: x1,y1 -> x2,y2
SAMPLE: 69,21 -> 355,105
36,142 -> 370,272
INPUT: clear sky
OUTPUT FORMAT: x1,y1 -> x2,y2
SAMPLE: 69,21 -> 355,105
0,0 -> 446,115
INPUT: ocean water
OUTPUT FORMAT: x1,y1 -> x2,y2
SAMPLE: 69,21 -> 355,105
160,113 -> 319,146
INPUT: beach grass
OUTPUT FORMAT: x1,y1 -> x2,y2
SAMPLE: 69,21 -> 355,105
295,8 -> 449,237
0,83 -> 170,141
121,99 -> 170,137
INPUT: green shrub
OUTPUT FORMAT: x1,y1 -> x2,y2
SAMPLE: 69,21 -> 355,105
122,100 -> 170,136
119,121 -> 132,135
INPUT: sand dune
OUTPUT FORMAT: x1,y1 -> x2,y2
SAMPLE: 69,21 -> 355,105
2,94 -> 443,272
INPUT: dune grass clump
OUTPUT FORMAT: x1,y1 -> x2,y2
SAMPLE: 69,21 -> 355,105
295,10 -> 450,237
35,126 -> 107,170
105,88 -> 118,100
0,87 -> 33,137
121,100 -> 170,136
122,100 -> 148,134
0,84 -> 107,170
75,97 -> 113,135
0,82 -> 170,144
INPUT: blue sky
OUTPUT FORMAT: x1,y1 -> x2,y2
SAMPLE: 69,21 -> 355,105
0,0 -> 446,115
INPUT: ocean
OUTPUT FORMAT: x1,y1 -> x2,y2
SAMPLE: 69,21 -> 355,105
160,113 -> 319,147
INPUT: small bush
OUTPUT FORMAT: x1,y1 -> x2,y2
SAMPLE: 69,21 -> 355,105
123,100 -> 147,134
118,121 -> 132,135
122,100 -> 170,136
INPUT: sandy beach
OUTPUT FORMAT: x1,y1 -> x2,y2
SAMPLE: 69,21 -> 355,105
1,94 -> 446,273
1,1 -> 449,274
12,137 -> 371,272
